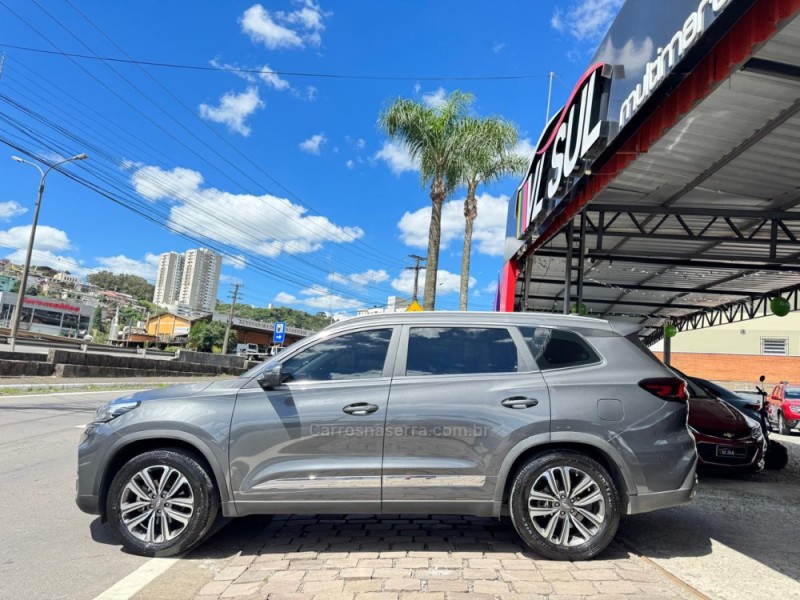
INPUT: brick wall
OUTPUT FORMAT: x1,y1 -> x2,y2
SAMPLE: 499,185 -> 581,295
654,352 -> 800,385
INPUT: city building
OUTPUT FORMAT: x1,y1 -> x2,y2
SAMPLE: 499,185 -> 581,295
0,291 -> 93,337
356,296 -> 411,317
53,272 -> 80,286
153,248 -> 221,315
0,274 -> 18,292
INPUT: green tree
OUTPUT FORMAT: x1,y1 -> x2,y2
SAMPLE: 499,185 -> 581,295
188,320 -> 226,353
87,271 -> 155,303
380,91 -> 475,310
25,286 -> 38,297
457,116 -> 528,310
214,302 -> 332,331
91,305 -> 106,334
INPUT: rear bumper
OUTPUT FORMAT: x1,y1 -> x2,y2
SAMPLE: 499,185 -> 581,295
626,460 -> 697,515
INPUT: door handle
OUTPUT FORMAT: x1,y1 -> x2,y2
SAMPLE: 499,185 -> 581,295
501,396 -> 539,409
342,402 -> 379,416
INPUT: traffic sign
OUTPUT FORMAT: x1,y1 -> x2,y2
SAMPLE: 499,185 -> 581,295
406,300 -> 424,312
273,321 -> 286,344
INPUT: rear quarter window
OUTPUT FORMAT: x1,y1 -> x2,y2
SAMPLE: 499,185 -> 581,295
518,326 -> 601,371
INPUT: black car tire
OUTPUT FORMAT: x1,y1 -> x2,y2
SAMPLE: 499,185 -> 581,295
509,451 -> 620,561
764,440 -> 789,470
106,449 -> 220,557
777,413 -> 790,436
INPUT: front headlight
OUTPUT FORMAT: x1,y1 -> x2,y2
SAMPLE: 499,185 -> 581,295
751,423 -> 763,438
93,400 -> 140,423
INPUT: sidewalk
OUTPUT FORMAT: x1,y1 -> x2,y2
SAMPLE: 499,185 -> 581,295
133,514 -> 697,600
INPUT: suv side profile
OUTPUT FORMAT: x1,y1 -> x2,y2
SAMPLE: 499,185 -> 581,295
768,382 -> 800,435
76,312 -> 697,561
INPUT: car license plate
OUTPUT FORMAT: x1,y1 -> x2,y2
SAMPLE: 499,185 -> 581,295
716,445 -> 747,458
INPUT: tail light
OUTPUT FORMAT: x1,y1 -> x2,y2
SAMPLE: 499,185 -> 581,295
639,377 -> 688,402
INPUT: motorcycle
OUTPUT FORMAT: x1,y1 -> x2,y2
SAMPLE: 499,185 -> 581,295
756,375 -> 789,471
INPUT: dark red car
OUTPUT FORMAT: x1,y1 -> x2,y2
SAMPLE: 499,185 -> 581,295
767,383 -> 800,435
674,370 -> 766,472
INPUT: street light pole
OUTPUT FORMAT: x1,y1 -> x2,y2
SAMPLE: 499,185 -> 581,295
8,153 -> 88,351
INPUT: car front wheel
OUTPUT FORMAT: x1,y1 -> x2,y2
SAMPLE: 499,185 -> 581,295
106,449 -> 219,557
509,451 -> 620,561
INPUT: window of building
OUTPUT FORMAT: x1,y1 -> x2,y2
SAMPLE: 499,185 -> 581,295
518,327 -> 602,371
761,337 -> 788,356
405,327 -> 518,376
281,328 -> 392,382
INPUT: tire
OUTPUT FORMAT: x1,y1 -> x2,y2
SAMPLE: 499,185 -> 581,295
777,413 -> 790,436
106,449 -> 220,557
509,451 -> 621,561
764,440 -> 789,471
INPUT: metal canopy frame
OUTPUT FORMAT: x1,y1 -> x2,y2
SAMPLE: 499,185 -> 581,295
513,1 -> 800,345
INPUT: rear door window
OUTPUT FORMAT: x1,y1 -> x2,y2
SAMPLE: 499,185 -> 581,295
405,327 -> 519,376
518,327 -> 601,371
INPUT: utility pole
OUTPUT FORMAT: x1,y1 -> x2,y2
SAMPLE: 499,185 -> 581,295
221,283 -> 241,355
406,254 -> 426,301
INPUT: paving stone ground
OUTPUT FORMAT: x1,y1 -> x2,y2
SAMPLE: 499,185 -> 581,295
176,514 -> 697,600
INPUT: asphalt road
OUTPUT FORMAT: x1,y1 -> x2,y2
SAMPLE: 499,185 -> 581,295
0,390 -> 150,600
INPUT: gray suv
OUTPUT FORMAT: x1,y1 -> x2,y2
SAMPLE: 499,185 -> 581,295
76,312 -> 697,560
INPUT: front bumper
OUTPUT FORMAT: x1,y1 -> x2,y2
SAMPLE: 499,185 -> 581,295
627,459 -> 697,515
75,422 -> 117,516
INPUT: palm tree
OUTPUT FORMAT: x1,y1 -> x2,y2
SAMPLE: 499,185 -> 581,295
380,91 -> 475,311
457,117 -> 527,310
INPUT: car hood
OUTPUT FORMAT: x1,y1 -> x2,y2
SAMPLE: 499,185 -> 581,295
113,378 -> 245,404
689,396 -> 750,434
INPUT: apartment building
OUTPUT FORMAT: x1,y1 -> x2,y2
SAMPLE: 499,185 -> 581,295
153,248 -> 221,314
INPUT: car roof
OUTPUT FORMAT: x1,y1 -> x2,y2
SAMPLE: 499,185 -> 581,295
326,311 -> 635,335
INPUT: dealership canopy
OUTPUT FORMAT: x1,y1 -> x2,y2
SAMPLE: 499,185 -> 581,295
500,0 -> 800,344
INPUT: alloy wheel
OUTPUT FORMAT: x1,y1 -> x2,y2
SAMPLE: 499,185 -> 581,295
120,465 -> 195,543
528,466 -> 606,547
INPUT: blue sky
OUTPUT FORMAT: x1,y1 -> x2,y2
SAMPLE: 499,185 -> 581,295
0,0 -> 622,315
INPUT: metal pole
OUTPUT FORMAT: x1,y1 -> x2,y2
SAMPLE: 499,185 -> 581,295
406,254 -> 426,302
576,210 -> 587,314
221,283 -> 241,355
664,332 -> 672,366
8,153 -> 87,352
545,71 -> 555,123
9,173 -> 45,352
563,220 -> 574,315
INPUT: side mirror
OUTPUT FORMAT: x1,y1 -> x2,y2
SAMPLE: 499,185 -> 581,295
759,375 -> 766,382
258,365 -> 282,391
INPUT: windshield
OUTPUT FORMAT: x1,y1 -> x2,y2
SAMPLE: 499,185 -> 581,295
696,378 -> 739,401
785,387 -> 800,399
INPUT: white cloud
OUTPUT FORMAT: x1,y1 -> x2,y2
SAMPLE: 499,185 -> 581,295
398,193 -> 510,257
514,138 -> 536,159
422,87 -> 447,109
413,82 -> 421,95
223,254 -> 247,270
0,201 -> 27,221
551,0 -> 624,42
275,291 -> 298,304
4,249 -> 85,276
328,269 -> 389,287
483,281 -> 499,294
304,86 -> 318,101
259,65 -> 291,90
131,165 -> 363,258
391,268 -> 474,296
240,1 -> 328,50
199,87 -> 264,136
299,285 -> 364,310
209,58 -> 257,83
95,253 -> 161,281
345,159 -> 355,169
374,140 -> 418,175
220,273 -> 244,286
0,224 -> 71,252
492,42 -> 507,54
299,133 -> 327,155
356,138 -> 366,150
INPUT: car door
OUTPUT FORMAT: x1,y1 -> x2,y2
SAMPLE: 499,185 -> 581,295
768,385 -> 782,425
229,326 -> 398,515
381,323 -> 550,515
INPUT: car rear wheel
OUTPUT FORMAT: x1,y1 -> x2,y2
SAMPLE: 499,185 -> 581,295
106,449 -> 219,557
509,451 -> 620,561
777,413 -> 790,436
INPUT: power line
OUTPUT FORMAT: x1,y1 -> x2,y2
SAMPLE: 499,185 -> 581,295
0,42 -> 553,82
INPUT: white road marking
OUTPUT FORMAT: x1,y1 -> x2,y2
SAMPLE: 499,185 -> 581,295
92,556 -> 180,600
74,425 -> 86,429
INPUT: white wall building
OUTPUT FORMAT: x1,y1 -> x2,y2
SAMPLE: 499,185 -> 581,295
356,296 -> 411,317
153,248 -> 221,314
